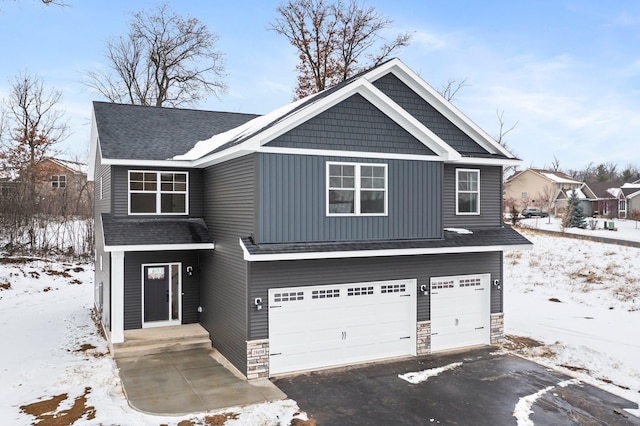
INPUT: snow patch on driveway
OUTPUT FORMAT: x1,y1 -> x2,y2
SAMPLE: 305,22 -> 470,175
513,378 -> 581,426
398,362 -> 463,384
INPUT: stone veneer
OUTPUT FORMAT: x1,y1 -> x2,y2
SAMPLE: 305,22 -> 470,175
490,313 -> 505,344
246,339 -> 269,379
416,321 -> 431,355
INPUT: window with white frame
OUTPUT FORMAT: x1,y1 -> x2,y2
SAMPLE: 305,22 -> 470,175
51,175 -> 66,188
327,162 -> 387,215
128,171 -> 188,214
456,169 -> 480,214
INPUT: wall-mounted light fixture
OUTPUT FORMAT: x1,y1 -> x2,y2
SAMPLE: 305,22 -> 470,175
186,266 -> 194,276
420,284 -> 428,296
254,297 -> 263,310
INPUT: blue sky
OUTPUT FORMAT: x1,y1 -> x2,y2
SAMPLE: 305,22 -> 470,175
2,0 -> 640,173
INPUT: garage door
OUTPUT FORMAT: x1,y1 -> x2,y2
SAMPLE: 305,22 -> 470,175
430,274 -> 490,352
268,279 -> 416,376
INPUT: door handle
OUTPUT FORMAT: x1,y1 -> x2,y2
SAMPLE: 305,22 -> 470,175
455,318 -> 459,326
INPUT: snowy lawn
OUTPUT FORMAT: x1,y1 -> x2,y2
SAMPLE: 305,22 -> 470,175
0,257 -> 310,426
519,215 -> 640,242
504,227 -> 640,416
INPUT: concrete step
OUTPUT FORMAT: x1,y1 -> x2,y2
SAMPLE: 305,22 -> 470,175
114,337 -> 212,359
113,324 -> 212,358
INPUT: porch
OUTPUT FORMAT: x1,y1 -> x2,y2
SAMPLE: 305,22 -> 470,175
113,323 -> 212,359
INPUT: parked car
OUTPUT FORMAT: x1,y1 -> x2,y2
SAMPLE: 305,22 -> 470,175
521,207 -> 549,218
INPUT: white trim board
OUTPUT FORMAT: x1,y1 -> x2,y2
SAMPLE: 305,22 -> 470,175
104,243 -> 215,252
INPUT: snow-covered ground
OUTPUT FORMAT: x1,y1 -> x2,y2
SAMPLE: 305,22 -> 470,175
519,215 -> 640,242
504,226 -> 640,416
1,223 -> 638,424
0,257 -> 308,425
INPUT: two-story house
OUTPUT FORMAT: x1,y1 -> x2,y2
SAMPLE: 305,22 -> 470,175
89,59 -> 531,379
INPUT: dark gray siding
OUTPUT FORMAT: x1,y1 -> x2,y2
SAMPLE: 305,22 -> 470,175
257,153 -> 442,243
112,166 -> 204,218
200,154 -> 256,374
266,94 -> 435,156
94,147 -> 112,328
123,250 -> 201,330
247,251 -> 503,340
372,73 -> 487,155
443,164 -> 503,228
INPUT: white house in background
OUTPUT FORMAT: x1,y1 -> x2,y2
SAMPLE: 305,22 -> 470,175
621,181 -> 640,218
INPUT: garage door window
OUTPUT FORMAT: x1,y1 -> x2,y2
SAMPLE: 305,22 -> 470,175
347,286 -> 374,296
312,289 -> 340,299
273,291 -> 304,302
431,279 -> 455,290
460,277 -> 481,287
381,283 -> 406,293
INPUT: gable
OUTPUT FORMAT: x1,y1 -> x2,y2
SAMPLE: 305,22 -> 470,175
372,73 -> 488,155
265,94 -> 435,156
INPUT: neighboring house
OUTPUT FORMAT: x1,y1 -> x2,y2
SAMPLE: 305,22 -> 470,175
587,181 -> 625,219
0,158 -> 92,216
621,180 -> 640,218
89,58 -> 531,379
504,168 -> 594,216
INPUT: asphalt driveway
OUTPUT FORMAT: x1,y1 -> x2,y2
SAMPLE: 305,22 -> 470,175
272,347 -> 640,425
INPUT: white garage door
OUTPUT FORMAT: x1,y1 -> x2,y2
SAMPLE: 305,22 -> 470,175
430,274 -> 490,352
268,279 -> 416,376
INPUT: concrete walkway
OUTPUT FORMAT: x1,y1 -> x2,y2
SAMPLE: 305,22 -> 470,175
116,349 -> 286,415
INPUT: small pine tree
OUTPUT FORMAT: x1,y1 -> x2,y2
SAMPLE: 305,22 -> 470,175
566,190 -> 587,228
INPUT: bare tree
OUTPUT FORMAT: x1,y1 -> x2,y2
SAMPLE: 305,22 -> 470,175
548,155 -> 561,172
493,108 -> 519,178
84,2 -> 226,107
438,77 -> 468,102
0,72 -> 69,250
271,0 -> 412,99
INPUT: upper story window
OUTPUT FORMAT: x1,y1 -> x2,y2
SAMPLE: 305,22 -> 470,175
327,162 -> 387,216
128,171 -> 188,215
51,175 -> 66,188
456,169 -> 480,215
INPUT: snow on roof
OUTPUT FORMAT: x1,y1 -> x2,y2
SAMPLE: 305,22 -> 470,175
566,188 -> 588,199
540,172 -> 581,184
606,187 -> 622,198
173,92 -> 317,161
444,228 -> 473,235
50,158 -> 89,175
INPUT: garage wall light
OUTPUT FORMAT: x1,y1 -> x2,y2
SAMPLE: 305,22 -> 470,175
254,297 -> 263,310
420,284 -> 428,296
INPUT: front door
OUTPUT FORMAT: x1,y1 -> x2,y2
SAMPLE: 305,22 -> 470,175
142,263 -> 181,327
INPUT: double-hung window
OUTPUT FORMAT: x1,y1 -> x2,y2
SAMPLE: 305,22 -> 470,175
129,171 -> 188,215
327,162 -> 387,215
456,169 -> 480,214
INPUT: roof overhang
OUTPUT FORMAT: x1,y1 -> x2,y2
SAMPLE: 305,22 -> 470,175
239,238 -> 531,262
104,242 -> 215,253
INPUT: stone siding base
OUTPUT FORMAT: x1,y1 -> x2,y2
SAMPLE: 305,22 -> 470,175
246,339 -> 269,380
490,313 -> 505,344
417,321 -> 431,355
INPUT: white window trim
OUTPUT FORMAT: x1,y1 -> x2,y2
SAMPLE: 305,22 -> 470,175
100,176 -> 103,200
127,170 -> 189,215
326,161 -> 388,217
456,168 -> 480,215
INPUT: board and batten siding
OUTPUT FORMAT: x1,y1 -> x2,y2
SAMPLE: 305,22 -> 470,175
266,93 -> 435,156
111,166 -> 203,218
257,153 -> 442,244
200,154 -> 257,374
443,164 -> 503,229
372,73 -> 488,155
247,251 -> 502,340
123,250 -> 201,330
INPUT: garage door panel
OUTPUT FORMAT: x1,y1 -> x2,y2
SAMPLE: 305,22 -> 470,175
430,274 -> 490,353
268,280 -> 416,375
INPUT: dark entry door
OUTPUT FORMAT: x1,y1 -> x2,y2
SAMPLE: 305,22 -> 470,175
144,265 -> 170,322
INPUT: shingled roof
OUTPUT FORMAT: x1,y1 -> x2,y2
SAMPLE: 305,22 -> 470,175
241,226 -> 531,259
93,101 -> 259,161
101,214 -> 213,249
